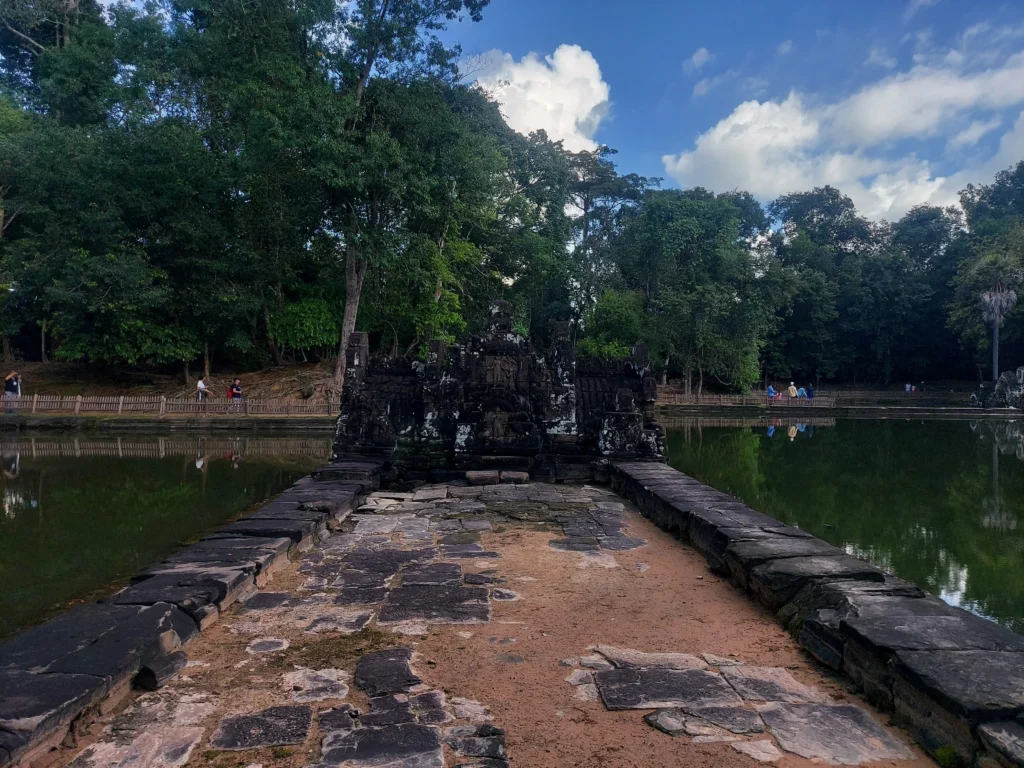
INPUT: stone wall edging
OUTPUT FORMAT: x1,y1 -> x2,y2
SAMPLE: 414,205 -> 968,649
609,460 -> 1024,768
0,461 -> 380,768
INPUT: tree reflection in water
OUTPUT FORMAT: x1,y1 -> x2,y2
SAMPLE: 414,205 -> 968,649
666,419 -> 1024,632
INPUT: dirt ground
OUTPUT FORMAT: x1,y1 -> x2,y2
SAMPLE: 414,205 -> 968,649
60,484 -> 935,768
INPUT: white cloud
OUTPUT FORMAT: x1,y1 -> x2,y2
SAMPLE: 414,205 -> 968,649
777,40 -> 793,56
684,47 -> 714,74
693,71 -> 735,98
904,0 -> 939,21
474,45 -> 611,152
866,46 -> 897,69
948,117 -> 1003,149
662,31 -> 1024,221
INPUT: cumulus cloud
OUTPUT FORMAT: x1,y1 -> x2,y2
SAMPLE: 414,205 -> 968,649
684,47 -> 714,74
866,46 -> 897,69
904,0 -> 939,21
777,40 -> 793,56
474,45 -> 611,152
662,31 -> 1024,220
948,117 -> 1003,149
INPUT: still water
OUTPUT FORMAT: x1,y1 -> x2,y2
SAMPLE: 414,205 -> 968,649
0,434 -> 330,637
665,418 -> 1024,632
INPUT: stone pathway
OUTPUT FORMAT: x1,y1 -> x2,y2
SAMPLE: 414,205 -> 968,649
57,480 -> 931,768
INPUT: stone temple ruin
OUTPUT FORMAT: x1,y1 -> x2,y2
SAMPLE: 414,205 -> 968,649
971,366 -> 1024,408
333,300 -> 664,482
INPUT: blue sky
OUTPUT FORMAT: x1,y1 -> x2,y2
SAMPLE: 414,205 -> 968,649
445,0 -> 1024,220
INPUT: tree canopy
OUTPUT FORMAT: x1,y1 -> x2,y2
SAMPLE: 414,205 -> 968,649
1,0 -> 1023,389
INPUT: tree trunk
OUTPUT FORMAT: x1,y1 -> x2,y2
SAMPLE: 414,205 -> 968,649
993,320 -> 1000,382
40,320 -> 47,364
2,335 -> 12,365
264,305 -> 282,366
332,254 -> 368,391
203,342 -> 211,379
183,360 -> 190,385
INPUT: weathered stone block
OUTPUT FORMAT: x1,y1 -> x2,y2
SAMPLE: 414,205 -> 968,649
594,668 -> 742,710
978,721 -> 1024,768
748,556 -> 886,611
466,471 -> 500,486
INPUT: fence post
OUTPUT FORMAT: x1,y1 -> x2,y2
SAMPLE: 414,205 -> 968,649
31,393 -> 38,414
159,396 -> 166,416
244,399 -> 250,417
74,395 -> 82,414
117,395 -> 124,415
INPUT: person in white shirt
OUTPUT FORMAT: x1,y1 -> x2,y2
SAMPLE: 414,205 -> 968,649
196,375 -> 208,402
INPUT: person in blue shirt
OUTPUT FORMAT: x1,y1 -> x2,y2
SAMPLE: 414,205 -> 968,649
767,384 -> 776,399
767,425 -> 775,437
807,384 -> 815,400
797,386 -> 807,398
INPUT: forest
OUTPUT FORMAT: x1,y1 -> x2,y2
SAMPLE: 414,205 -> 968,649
2,0 -> 1024,391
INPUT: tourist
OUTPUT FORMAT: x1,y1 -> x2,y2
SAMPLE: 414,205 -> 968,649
3,371 -> 20,414
905,382 -> 911,393
767,384 -> 776,400
787,382 -> 798,398
196,375 -> 208,403
229,378 -> 243,411
787,425 -> 798,440
919,381 -> 926,393
807,384 -> 815,400
767,425 -> 775,437
797,386 -> 807,398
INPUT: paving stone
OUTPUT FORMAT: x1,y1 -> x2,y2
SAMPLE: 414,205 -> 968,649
596,535 -> 647,551
451,698 -> 492,722
721,667 -> 831,704
360,695 -> 416,726
703,653 -> 744,667
305,610 -> 374,634
282,668 -> 350,703
445,724 -> 506,759
334,587 -> 389,605
67,727 -> 204,768
318,705 -> 358,734
644,708 -> 688,735
242,592 -> 291,611
594,668 -> 742,710
565,670 -> 594,686
548,537 -> 601,552
573,683 -> 600,701
441,544 -> 500,559
461,520 -> 493,531
491,589 -> 520,601
401,563 -> 463,586
209,706 -> 312,750
758,702 -> 914,764
380,585 -> 490,625
451,760 -> 508,768
577,552 -> 620,569
576,654 -> 614,671
353,648 -> 422,696
688,706 -> 765,734
463,573 -> 501,585
731,740 -> 784,763
466,471 -> 500,486
978,721 -> 1024,768
353,517 -> 401,535
246,637 -> 289,654
592,645 -> 708,670
414,488 -> 449,501
321,722 -> 444,767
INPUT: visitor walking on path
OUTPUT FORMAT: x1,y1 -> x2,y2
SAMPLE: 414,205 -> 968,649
787,382 -> 798,398
196,375 -> 208,403
4,371 -> 20,414
229,378 -> 243,412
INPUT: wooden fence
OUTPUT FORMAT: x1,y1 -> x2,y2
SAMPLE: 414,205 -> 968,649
657,391 -> 837,408
0,394 -> 340,417
0,436 -> 333,459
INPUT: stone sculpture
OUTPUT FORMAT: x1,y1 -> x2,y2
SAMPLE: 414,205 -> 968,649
334,300 -> 664,481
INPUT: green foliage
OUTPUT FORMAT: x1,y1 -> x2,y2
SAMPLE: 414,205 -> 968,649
269,299 -> 340,354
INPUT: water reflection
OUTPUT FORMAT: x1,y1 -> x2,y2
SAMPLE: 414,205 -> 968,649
666,419 -> 1024,632
0,435 -> 328,636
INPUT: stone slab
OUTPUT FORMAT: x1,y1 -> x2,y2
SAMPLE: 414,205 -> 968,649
379,585 -> 490,625
283,668 -> 350,703
721,666 -> 831,704
594,667 -> 742,710
592,645 -> 707,670
0,669 -> 105,743
353,648 -> 422,696
689,706 -> 765,734
209,705 -> 312,750
843,614 -> 1024,653
759,702 -> 914,764
731,740 -> 784,763
893,649 -> 1024,721
217,517 -> 320,543
321,722 -> 443,767
749,556 -> 886,610
978,721 -> 1024,768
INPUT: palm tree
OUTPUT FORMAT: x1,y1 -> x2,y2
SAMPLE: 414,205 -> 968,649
981,284 -> 1018,382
